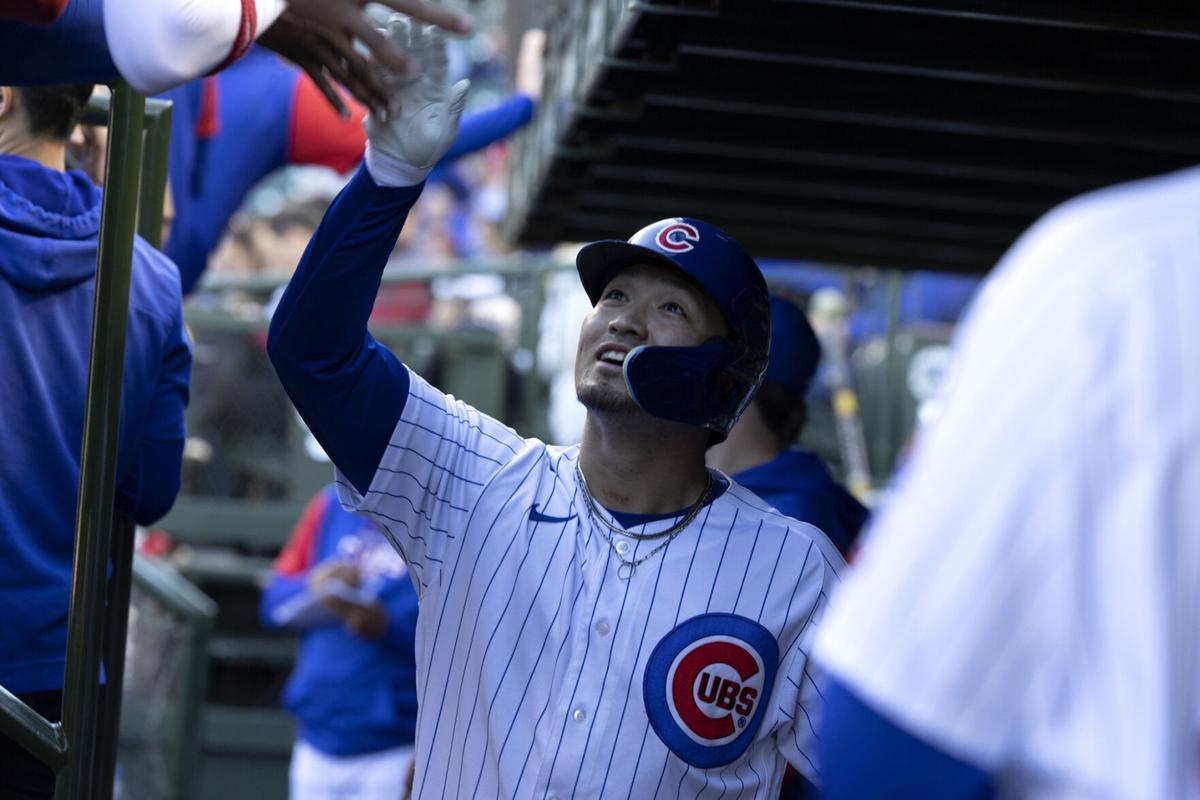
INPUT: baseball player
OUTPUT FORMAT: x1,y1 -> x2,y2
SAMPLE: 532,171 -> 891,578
814,167 -> 1200,798
268,17 -> 842,798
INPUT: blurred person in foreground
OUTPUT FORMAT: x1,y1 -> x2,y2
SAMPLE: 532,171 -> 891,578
709,295 -> 868,558
814,168 -> 1200,798
0,83 -> 191,798
260,484 -> 419,800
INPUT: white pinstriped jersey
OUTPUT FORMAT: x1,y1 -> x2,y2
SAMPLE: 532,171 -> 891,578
335,368 -> 843,799
816,167 -> 1200,799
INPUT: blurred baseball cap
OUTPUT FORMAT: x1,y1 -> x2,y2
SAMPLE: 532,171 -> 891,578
764,295 -> 821,396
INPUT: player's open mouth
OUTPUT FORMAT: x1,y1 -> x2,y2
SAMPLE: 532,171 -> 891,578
596,346 -> 629,365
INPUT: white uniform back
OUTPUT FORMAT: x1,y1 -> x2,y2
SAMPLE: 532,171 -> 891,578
815,167 -> 1200,799
335,369 -> 842,799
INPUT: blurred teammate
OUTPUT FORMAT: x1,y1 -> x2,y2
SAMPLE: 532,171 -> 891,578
0,82 -> 191,798
709,295 -> 867,556
815,168 -> 1200,798
161,29 -> 543,293
268,16 -> 841,798
261,485 -> 419,800
0,0 -> 472,114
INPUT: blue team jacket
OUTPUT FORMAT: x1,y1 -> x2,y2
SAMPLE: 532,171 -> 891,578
260,485 -> 420,757
733,449 -> 868,555
0,154 -> 191,694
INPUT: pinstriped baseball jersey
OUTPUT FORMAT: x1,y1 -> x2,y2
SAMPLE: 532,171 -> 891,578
335,367 -> 843,799
816,166 -> 1200,798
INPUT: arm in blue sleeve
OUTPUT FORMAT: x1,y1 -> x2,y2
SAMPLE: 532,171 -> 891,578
258,574 -> 310,631
438,93 -> 534,164
0,0 -> 118,85
115,438 -> 185,525
267,165 -> 422,495
818,677 -> 994,800
116,284 -> 192,525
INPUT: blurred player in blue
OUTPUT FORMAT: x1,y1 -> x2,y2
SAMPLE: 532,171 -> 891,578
261,484 -> 419,800
710,295 -> 868,557
0,81 -> 191,798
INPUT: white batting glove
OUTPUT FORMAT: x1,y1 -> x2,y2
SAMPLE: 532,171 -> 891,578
364,14 -> 471,187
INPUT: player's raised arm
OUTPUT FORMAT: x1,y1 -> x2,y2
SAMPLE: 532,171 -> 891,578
270,18 -> 530,590
269,16 -> 468,494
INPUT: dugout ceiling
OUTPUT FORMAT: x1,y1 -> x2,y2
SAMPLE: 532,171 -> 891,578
504,0 -> 1200,273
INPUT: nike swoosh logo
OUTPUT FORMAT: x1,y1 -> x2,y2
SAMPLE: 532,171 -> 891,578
529,504 -> 577,524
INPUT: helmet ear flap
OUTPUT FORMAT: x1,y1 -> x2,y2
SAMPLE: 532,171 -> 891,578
622,341 -> 746,431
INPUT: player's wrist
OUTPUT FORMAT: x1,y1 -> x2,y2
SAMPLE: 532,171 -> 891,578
364,142 -> 431,188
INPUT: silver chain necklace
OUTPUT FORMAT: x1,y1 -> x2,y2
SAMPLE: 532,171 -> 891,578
574,461 -> 714,581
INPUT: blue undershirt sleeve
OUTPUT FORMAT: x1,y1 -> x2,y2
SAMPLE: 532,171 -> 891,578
439,93 -> 535,163
818,677 -> 994,800
267,165 -> 422,496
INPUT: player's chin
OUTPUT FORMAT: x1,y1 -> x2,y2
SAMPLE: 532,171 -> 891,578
576,380 -> 636,414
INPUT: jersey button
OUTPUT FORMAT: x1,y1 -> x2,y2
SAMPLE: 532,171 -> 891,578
614,539 -> 631,556
595,619 -> 610,636
572,707 -> 587,724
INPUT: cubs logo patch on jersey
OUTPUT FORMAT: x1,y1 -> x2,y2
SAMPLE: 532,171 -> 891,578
643,613 -> 779,768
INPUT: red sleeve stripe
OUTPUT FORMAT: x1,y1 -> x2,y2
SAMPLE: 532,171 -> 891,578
210,0 -> 258,74
0,0 -> 70,24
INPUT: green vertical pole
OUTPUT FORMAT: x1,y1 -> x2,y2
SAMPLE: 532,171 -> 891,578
136,99 -> 172,248
95,516 -> 135,800
95,95 -> 173,800
55,84 -> 146,800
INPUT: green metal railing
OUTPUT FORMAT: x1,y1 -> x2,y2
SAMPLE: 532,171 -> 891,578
121,557 -> 218,799
0,85 -> 172,799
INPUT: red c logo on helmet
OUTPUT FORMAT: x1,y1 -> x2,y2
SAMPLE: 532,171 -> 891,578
656,222 -> 700,253
666,636 -> 765,746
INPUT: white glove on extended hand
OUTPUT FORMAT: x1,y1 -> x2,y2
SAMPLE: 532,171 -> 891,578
364,15 -> 470,187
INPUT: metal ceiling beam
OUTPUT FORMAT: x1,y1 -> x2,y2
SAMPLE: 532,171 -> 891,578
769,0 -> 1200,40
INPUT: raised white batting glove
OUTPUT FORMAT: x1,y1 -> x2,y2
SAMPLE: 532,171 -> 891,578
364,14 -> 470,187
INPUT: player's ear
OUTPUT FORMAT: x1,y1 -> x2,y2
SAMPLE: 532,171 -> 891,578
0,88 -> 15,123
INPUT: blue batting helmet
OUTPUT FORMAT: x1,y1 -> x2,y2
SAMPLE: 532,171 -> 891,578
576,217 -> 771,441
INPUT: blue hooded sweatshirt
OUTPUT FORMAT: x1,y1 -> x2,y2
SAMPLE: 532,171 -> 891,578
0,154 -> 191,695
733,449 -> 868,556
